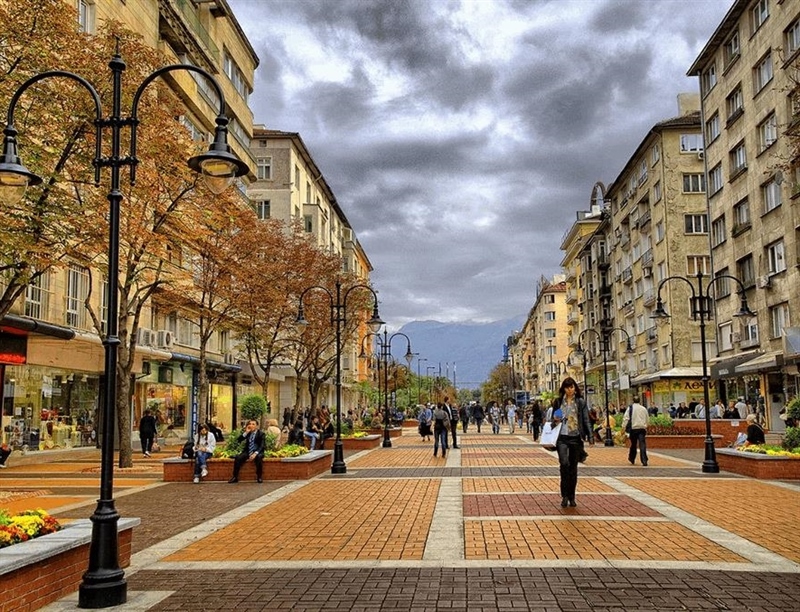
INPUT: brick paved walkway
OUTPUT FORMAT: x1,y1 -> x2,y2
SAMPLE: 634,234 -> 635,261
0,429 -> 797,611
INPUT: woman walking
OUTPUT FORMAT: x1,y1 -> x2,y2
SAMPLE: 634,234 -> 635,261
551,377 -> 593,508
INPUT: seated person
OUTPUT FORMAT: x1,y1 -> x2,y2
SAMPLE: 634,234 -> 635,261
206,420 -> 224,442
287,420 -> 305,446
0,442 -> 11,468
304,416 -> 322,450
745,414 -> 765,446
228,420 -> 265,483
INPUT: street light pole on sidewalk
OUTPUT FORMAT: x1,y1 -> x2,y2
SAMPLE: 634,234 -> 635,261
652,271 -> 754,473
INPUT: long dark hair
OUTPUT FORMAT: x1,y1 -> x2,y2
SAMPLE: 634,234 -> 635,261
558,376 -> 583,403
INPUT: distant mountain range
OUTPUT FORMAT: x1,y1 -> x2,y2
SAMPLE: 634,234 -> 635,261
397,316 -> 526,390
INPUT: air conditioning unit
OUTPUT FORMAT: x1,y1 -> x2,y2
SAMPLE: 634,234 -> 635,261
223,352 -> 237,365
697,151 -> 704,160
642,267 -> 651,278
756,275 -> 771,289
136,328 -> 153,346
156,329 -> 174,349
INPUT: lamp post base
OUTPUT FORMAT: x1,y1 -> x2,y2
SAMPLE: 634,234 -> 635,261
331,439 -> 346,474
603,438 -> 614,447
382,427 -> 392,448
702,438 -> 719,473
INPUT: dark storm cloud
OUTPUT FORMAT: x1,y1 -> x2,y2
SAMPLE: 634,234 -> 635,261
227,0 -> 733,325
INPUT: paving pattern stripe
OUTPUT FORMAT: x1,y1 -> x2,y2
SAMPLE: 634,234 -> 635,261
464,515 -> 672,522
601,476 -> 800,569
423,478 -> 463,561
127,479 -> 311,574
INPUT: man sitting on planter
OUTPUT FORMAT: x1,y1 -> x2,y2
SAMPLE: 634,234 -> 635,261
229,419 -> 265,484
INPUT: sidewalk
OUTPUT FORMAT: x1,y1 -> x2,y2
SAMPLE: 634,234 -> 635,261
2,427 -> 798,611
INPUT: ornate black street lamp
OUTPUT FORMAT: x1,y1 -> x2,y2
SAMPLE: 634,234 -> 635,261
0,53 -> 248,608
652,270 -> 754,473
416,356 -> 427,405
427,365 -> 437,402
577,325 -> 634,447
375,331 -> 413,447
296,279 -> 383,474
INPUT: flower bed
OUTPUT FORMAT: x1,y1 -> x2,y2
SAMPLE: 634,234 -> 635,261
0,509 -> 61,549
0,517 -> 139,612
368,426 -> 402,439
163,450 -> 333,482
339,434 -> 381,451
716,448 -> 800,479
628,434 -> 723,449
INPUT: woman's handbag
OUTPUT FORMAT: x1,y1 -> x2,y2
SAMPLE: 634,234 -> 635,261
539,422 -> 562,449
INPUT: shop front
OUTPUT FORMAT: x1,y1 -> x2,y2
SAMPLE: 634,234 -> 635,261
133,362 -> 192,445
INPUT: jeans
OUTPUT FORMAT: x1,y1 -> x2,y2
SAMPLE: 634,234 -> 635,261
304,431 -> 319,450
140,434 -> 154,454
531,421 -> 541,441
556,435 -> 582,500
628,429 -> 648,464
508,420 -> 515,434
461,418 -> 469,433
475,418 -> 483,433
194,450 -> 212,476
492,420 -> 500,434
434,427 -> 449,455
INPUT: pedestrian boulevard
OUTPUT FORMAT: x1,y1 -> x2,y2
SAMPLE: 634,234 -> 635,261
1,427 -> 798,610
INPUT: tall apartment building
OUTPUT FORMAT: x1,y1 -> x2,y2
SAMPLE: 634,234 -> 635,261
600,96 -> 712,410
688,0 -> 800,430
515,276 -> 568,396
248,127 -> 376,410
0,0 -> 258,450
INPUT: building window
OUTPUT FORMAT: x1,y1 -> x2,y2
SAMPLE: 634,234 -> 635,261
545,328 -> 556,338
729,141 -> 747,176
544,294 -> 555,304
653,181 -> 662,203
257,157 -> 272,180
655,221 -> 664,242
762,178 -> 782,213
701,64 -> 717,97
751,0 -> 769,34
255,200 -> 270,219
713,268 -> 730,298
179,115 -> 207,142
304,215 -> 313,233
711,215 -> 726,247
24,272 -> 51,319
679,134 -> 703,153
743,319 -> 759,344
724,31 -> 740,68
651,143 -> 660,165
719,322 -> 733,352
544,311 -> 556,322
77,0 -> 95,33
685,214 -> 708,234
66,263 -> 89,329
770,303 -> 790,339
726,85 -> 744,122
767,240 -> 786,274
223,51 -> 250,102
682,173 -> 705,193
709,164 -> 723,195
687,255 -> 710,277
753,52 -> 773,94
737,254 -> 755,287
787,19 -> 800,56
758,113 -> 777,153
705,112 -> 720,144
733,198 -> 751,232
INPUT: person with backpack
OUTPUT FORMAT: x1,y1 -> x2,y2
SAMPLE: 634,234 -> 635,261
622,396 -> 649,466
432,403 -> 451,458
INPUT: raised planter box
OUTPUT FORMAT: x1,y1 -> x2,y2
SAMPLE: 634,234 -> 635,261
716,448 -> 800,480
0,518 -> 139,612
672,419 -> 749,446
339,434 -> 381,451
368,427 -> 402,439
162,450 -> 333,482
403,419 -> 419,428
628,434 -> 722,449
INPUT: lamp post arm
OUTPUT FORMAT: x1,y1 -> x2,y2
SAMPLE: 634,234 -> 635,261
704,274 -> 750,297
297,285 -> 335,325
4,70 -> 104,185
655,274 -> 697,301
129,62 -> 230,184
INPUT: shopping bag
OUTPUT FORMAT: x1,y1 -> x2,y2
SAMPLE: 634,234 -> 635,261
539,422 -> 562,449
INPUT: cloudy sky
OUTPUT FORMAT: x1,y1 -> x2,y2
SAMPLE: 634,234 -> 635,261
228,0 -> 732,327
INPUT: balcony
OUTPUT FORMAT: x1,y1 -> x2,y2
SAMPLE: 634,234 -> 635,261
646,327 -> 658,343
638,208 -> 651,228
641,248 -> 654,268
565,266 -> 577,282
596,252 -> 610,268
732,221 -> 751,236
565,287 -> 577,303
643,288 -> 656,306
622,267 -> 633,284
619,231 -> 631,248
567,310 -> 579,324
623,300 -> 635,317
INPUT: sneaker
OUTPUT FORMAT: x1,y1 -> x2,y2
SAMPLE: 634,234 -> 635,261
0,463 -> 6,469
569,498 -> 577,507
144,452 -> 151,458
228,477 -> 238,484
193,477 -> 199,484
257,478 -> 263,483
201,467 -> 208,478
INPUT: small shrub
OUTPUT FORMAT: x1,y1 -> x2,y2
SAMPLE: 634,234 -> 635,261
267,444 -> 308,458
786,397 -> 800,422
649,414 -> 673,428
239,394 -> 267,423
782,426 -> 800,452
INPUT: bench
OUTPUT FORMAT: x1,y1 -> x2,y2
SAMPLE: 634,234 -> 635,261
162,450 -> 333,482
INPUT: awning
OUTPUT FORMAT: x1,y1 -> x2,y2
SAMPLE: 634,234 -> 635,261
710,350 -> 762,378
631,366 -> 702,385
0,313 -> 75,340
783,327 -> 800,359
734,351 -> 784,374
170,352 -> 242,374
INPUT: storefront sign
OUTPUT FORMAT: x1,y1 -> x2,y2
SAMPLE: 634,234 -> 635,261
653,379 -> 716,393
0,332 -> 27,364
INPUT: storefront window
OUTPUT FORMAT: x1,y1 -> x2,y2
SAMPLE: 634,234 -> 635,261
1,365 -> 99,450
